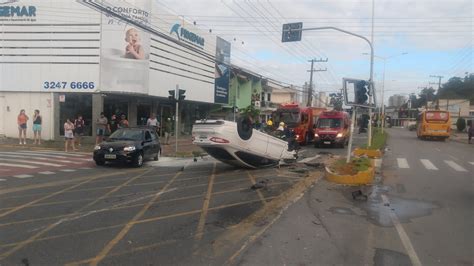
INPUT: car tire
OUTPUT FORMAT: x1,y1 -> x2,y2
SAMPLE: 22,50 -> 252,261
133,153 -> 144,167
95,159 -> 105,166
153,151 -> 159,161
237,117 -> 253,140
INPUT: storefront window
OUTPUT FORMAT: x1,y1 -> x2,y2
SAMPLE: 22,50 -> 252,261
59,94 -> 92,136
104,97 -> 128,122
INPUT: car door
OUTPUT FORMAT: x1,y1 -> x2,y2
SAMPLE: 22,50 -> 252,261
150,130 -> 160,155
143,130 -> 153,159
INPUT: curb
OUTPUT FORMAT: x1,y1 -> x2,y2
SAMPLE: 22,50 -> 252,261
353,148 -> 382,158
324,161 -> 375,185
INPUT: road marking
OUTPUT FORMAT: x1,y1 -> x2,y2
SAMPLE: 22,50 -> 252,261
0,158 -> 64,167
448,154 -> 459,160
38,171 -> 55,175
25,151 -> 87,157
397,158 -> 410,169
0,168 -> 151,260
79,167 -> 92,170
420,159 -> 438,170
59,169 -> 76,172
298,155 -> 321,163
14,175 -> 34,179
194,162 -> 217,242
469,162 -> 474,165
0,179 -> 6,182
247,170 -> 267,206
381,195 -> 422,266
87,168 -> 184,266
0,163 -> 38,169
0,154 -> 79,164
435,148 -> 441,152
444,160 -> 467,172
0,152 -> 68,159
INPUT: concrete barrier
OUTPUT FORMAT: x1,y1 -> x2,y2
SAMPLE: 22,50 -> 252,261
325,162 -> 375,185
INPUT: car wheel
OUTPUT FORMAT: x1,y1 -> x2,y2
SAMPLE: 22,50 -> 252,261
133,153 -> 144,167
153,150 -> 159,161
95,159 -> 105,166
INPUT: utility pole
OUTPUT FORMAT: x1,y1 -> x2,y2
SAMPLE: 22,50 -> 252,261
429,75 -> 443,90
307,58 -> 328,107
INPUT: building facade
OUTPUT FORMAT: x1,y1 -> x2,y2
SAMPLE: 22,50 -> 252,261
388,94 -> 407,108
0,0 -> 230,139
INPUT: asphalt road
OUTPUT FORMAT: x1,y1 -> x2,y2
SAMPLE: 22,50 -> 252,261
238,128 -> 473,266
0,147 -> 316,265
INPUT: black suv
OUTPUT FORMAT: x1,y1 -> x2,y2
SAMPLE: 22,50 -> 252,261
93,127 -> 161,167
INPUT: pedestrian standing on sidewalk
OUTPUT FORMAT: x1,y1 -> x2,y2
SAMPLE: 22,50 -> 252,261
95,112 -> 108,145
17,109 -> 29,145
32,109 -> 42,145
147,113 -> 160,135
118,114 -> 129,128
74,115 -> 85,147
163,117 -> 171,145
468,123 -> 474,144
64,118 -> 76,152
109,114 -> 118,134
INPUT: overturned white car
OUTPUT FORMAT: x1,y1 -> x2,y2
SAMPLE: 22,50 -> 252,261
192,119 -> 297,168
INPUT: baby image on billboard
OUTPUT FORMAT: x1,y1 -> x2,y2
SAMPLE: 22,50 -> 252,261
124,27 -> 145,60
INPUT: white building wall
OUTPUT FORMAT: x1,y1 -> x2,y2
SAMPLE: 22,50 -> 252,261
0,92 -> 54,140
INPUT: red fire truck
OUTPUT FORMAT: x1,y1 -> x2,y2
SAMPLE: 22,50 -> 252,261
273,103 -> 326,144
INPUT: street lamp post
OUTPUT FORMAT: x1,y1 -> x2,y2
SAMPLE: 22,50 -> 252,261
301,26 -> 375,147
363,52 -> 408,133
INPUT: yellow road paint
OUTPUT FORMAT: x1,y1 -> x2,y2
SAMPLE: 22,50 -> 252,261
87,167 -> 184,266
0,168 -> 151,260
246,171 -> 267,206
194,162 -> 217,241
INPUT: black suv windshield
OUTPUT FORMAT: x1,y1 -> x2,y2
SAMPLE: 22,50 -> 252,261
108,129 -> 143,141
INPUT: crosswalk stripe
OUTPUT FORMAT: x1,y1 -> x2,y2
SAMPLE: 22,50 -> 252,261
420,159 -> 438,170
39,171 -> 56,175
0,152 -> 68,159
0,179 -> 6,182
0,154 -> 79,164
24,150 -> 87,157
60,169 -> 76,172
0,158 -> 64,167
397,158 -> 410,169
444,160 -> 468,172
0,163 -> 38,169
469,162 -> 474,165
14,174 -> 34,178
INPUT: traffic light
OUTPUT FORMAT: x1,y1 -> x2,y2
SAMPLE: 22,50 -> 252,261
168,90 -> 175,102
355,80 -> 369,105
178,89 -> 186,101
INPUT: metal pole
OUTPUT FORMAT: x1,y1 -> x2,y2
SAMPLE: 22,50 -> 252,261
308,59 -> 314,107
347,107 -> 357,163
381,59 -> 386,133
175,85 -> 179,155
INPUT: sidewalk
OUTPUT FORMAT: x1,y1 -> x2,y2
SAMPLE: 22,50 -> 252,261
450,132 -> 470,144
0,135 -> 203,157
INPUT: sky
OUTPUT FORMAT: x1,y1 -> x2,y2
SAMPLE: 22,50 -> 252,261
156,0 -> 473,104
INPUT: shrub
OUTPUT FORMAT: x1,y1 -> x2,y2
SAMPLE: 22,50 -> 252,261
456,118 -> 466,132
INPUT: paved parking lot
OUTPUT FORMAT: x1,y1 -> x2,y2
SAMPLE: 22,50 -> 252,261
0,155 -> 319,265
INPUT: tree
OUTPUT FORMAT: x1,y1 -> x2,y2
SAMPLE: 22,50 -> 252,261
456,118 -> 466,132
329,92 -> 343,110
240,104 -> 260,122
437,74 -> 474,99
418,87 -> 436,107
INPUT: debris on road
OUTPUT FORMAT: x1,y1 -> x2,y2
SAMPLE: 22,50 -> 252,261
304,162 -> 325,169
351,190 -> 368,201
251,179 -> 269,190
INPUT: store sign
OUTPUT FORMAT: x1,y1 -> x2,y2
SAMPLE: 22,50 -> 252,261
0,0 -> 37,20
214,37 -> 231,104
170,23 -> 205,47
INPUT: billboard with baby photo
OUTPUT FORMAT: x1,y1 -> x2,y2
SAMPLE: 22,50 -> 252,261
99,0 -> 151,94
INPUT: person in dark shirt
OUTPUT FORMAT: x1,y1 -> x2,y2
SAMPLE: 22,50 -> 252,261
109,114 -> 119,134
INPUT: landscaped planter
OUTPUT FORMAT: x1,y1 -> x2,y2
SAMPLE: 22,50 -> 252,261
325,164 -> 374,185
353,148 -> 382,158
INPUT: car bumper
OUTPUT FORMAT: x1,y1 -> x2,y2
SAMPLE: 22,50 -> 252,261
314,137 -> 345,145
93,150 -> 140,162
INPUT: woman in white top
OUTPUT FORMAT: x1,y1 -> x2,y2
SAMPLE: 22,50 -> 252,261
64,118 -> 77,152
147,113 -> 160,135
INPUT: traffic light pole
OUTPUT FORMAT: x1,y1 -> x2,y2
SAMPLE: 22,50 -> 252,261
301,26 -> 375,147
347,107 -> 357,163
175,85 -> 179,155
